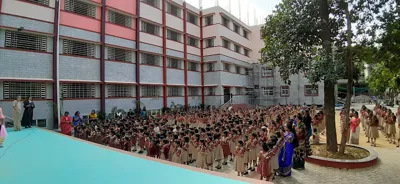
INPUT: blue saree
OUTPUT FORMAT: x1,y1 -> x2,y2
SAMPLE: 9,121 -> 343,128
278,132 -> 295,176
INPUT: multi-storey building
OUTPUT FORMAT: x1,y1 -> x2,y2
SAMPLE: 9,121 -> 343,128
0,0 -> 324,129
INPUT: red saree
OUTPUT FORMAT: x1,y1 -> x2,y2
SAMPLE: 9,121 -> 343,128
60,116 -> 72,136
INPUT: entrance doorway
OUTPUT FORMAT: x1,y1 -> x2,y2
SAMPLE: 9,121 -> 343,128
224,87 -> 231,103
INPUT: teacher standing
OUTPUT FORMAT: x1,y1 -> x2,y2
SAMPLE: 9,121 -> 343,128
12,96 -> 22,131
22,97 -> 35,128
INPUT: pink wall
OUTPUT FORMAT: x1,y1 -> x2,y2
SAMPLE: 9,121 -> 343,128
106,0 -> 137,15
106,22 -> 136,40
60,0 -> 101,33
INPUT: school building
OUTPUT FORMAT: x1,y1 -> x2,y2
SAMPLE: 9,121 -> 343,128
0,0 -> 323,129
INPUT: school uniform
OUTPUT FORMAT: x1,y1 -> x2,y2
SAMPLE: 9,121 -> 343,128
233,147 -> 246,173
213,139 -> 224,161
196,145 -> 207,168
181,143 -> 189,163
172,147 -> 182,164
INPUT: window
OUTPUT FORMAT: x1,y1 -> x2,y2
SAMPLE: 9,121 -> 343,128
234,44 -> 241,53
168,87 -> 182,96
187,37 -> 199,47
107,84 -> 133,97
141,0 -> 160,8
107,47 -> 132,62
235,66 -> 241,74
141,21 -> 160,35
280,86 -> 289,97
262,87 -> 274,96
234,24 -> 240,34
64,0 -> 96,18
187,12 -> 198,25
5,31 -> 47,52
188,87 -> 199,96
27,0 -> 49,6
205,16 -> 213,26
3,82 -> 46,100
140,53 -> 161,66
244,49 -> 249,56
108,10 -> 132,28
205,38 -> 214,48
141,86 -> 160,97
62,83 -> 95,99
305,85 -> 318,96
62,39 -> 95,57
188,62 -> 198,71
245,68 -> 251,75
222,39 -> 230,49
167,30 -> 181,42
261,67 -> 273,77
206,63 -> 214,72
222,16 -> 230,28
224,63 -> 230,72
207,87 -> 215,95
167,2 -> 181,17
167,58 -> 182,69
236,87 -> 243,95
243,30 -> 248,39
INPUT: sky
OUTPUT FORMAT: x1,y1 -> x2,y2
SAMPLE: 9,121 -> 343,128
185,0 -> 282,25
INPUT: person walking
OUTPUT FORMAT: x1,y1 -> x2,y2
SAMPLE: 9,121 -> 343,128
12,96 -> 22,131
22,97 -> 35,128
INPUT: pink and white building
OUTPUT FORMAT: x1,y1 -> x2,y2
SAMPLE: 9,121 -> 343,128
0,0 -> 323,128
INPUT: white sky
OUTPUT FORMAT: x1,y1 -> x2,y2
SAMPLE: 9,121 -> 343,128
185,0 -> 281,25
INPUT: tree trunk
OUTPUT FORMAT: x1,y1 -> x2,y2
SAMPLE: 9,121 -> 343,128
319,0 -> 338,152
339,0 -> 353,154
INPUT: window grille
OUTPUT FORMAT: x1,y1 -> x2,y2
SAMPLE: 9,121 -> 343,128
187,12 -> 198,25
243,30 -> 248,39
244,49 -> 249,56
224,63 -> 230,72
64,0 -> 96,18
28,0 -> 49,6
62,83 -> 95,99
207,87 -> 215,95
107,47 -> 132,62
5,31 -> 47,52
107,84 -> 133,97
141,86 -> 160,97
188,87 -> 199,96
236,66 -> 241,74
3,82 -> 46,100
205,16 -> 213,26
245,68 -> 251,75
187,37 -> 198,47
140,53 -> 161,66
188,62 -> 198,71
62,39 -> 95,57
234,24 -> 240,33
141,0 -> 160,8
167,30 -> 181,42
223,40 -> 230,49
168,87 -> 182,96
305,85 -> 318,96
234,44 -> 241,53
206,63 -> 214,72
262,87 -> 274,96
261,67 -> 273,77
205,38 -> 214,48
167,58 -> 182,69
141,21 -> 160,35
108,10 -> 132,28
280,86 -> 289,96
167,3 -> 181,17
222,16 -> 229,28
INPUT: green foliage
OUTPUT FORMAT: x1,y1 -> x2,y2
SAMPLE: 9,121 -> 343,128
368,62 -> 400,95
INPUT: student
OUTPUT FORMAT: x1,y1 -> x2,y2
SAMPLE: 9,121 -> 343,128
171,141 -> 182,164
369,115 -> 379,147
233,140 -> 246,176
257,142 -> 273,181
196,140 -> 207,169
181,137 -> 189,164
0,106 -> 7,148
205,136 -> 214,170
213,133 -> 224,169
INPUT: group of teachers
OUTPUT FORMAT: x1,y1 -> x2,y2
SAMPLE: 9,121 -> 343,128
12,96 -> 35,131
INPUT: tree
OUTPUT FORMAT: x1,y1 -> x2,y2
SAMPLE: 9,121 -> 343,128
261,0 -> 390,153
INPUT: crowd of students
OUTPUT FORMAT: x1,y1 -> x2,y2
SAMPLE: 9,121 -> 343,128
59,105 -> 320,181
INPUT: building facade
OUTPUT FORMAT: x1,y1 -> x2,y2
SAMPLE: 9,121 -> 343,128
0,0 -> 323,129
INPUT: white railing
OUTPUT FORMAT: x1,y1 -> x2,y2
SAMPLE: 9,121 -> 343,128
220,98 -> 233,110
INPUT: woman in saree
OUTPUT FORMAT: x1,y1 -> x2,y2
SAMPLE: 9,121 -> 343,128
60,111 -> 72,136
293,121 -> 312,169
278,122 -> 298,177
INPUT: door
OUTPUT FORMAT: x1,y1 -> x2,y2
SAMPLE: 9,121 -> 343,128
224,87 -> 230,103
